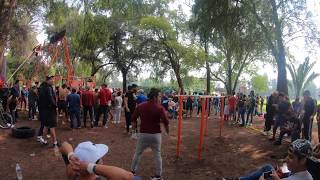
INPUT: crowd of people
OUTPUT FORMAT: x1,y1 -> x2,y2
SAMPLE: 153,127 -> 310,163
2,77 -> 320,180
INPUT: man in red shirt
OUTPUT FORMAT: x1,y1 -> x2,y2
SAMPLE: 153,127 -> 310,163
131,88 -> 169,180
228,91 -> 237,121
95,84 -> 112,128
82,87 -> 95,128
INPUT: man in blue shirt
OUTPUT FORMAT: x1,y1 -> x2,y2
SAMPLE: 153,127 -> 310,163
66,88 -> 81,128
136,89 -> 148,104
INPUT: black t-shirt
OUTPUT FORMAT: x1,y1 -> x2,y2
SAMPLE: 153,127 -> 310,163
125,91 -> 136,112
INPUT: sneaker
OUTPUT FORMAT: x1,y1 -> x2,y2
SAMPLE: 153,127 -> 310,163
37,137 -> 48,145
104,125 -> 108,129
150,176 -> 162,180
222,178 -> 239,180
46,134 -> 51,139
131,171 -> 136,176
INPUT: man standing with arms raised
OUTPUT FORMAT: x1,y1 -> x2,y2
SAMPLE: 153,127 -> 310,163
131,88 -> 169,180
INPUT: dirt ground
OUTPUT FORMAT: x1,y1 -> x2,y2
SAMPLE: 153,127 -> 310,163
0,111 -> 318,180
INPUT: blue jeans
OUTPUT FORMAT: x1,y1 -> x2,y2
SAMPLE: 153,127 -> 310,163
69,110 -> 81,128
240,164 -> 273,180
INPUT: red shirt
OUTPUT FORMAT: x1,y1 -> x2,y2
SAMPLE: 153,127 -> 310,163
81,90 -> 94,107
228,96 -> 237,108
98,87 -> 112,106
132,101 -> 169,134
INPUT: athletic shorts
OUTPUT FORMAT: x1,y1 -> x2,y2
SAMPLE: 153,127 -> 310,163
186,104 -> 193,111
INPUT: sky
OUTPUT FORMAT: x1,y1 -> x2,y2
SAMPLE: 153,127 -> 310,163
36,0 -> 320,86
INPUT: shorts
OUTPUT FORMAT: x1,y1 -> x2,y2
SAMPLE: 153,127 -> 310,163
186,104 -> 193,111
42,110 -> 57,128
58,100 -> 66,110
229,106 -> 236,113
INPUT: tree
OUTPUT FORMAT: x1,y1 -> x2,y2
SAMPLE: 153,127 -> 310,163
0,0 -> 44,81
251,75 -> 269,94
192,0 -> 268,94
140,14 -> 204,93
287,57 -> 319,98
244,0 -> 320,94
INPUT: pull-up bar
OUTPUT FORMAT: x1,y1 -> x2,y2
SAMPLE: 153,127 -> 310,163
175,95 -> 225,160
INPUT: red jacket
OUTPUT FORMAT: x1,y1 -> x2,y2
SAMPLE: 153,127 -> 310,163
99,88 -> 112,106
81,90 -> 94,107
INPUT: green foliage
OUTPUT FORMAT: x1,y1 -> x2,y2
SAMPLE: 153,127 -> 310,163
287,57 -> 319,98
251,75 -> 269,94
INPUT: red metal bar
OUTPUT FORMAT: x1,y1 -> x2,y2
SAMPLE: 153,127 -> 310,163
176,96 -> 183,157
198,98 -> 206,160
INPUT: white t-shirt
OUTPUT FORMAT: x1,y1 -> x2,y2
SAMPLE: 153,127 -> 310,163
114,96 -> 123,108
282,170 -> 313,180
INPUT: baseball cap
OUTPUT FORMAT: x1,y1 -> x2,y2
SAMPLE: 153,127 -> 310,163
74,141 -> 109,163
289,139 -> 313,158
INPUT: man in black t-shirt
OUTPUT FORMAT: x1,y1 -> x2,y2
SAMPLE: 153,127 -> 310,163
124,84 -> 137,134
302,90 -> 315,141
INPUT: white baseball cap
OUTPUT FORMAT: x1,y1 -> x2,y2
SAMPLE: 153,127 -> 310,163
74,141 -> 109,163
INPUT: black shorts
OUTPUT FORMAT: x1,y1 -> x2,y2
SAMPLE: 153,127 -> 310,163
186,104 -> 193,111
41,110 -> 57,128
58,100 -> 66,110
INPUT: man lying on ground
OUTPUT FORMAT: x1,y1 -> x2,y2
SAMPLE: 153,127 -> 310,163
223,139 -> 320,180
60,141 -> 135,180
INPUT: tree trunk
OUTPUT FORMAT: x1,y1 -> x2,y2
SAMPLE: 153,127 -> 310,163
271,0 -> 288,94
0,0 -> 17,81
121,70 -> 127,92
226,55 -> 232,95
204,42 -> 210,94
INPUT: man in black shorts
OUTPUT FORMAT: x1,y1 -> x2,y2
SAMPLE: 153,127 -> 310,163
38,76 -> 58,147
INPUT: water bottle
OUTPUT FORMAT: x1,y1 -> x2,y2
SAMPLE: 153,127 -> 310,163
54,146 -> 60,157
16,163 -> 23,180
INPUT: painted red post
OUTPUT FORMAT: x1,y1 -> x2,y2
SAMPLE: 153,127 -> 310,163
220,97 -> 225,137
198,98 -> 206,160
176,96 -> 183,157
205,98 -> 209,136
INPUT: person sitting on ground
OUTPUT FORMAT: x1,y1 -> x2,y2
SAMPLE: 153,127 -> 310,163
223,139 -> 317,180
60,141 -> 135,180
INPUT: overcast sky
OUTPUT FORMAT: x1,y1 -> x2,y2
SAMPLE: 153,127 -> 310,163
36,0 -> 320,86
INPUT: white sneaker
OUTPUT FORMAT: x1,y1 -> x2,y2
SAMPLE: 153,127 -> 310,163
46,134 -> 51,139
104,125 -> 108,128
150,176 -> 163,180
37,136 -> 48,145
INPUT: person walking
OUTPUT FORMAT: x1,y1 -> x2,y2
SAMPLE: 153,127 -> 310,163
131,88 -> 169,180
113,91 -> 123,124
93,88 -> 99,123
246,91 -> 256,126
302,90 -> 315,141
28,86 -> 38,120
95,84 -> 112,128
58,84 -> 68,123
228,92 -> 237,122
37,76 -> 58,146
264,91 -> 279,134
66,88 -> 81,129
81,87 -> 95,128
260,96 -> 264,114
124,84 -> 137,134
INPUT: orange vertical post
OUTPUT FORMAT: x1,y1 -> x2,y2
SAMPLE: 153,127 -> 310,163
198,98 -> 206,160
205,98 -> 209,136
220,97 -> 225,137
176,96 -> 183,157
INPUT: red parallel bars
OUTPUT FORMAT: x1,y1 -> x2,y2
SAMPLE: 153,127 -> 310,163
176,96 -> 183,157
